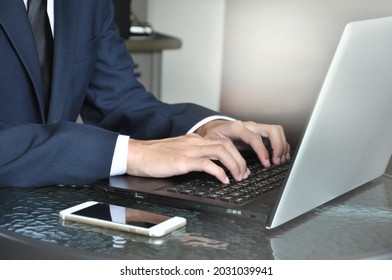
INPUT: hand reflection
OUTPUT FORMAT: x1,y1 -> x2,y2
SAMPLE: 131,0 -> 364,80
125,208 -> 168,224
179,233 -> 228,250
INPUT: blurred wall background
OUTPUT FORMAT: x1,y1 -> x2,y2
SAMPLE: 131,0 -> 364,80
146,0 -> 226,111
135,0 -> 392,175
220,0 -> 392,150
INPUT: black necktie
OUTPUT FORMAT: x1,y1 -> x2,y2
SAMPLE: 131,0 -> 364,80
28,0 -> 53,112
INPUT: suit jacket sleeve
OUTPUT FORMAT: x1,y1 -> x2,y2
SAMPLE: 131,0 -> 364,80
0,0 -> 221,188
0,120 -> 119,188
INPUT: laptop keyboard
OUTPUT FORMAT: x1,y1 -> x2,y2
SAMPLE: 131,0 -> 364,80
166,158 -> 290,204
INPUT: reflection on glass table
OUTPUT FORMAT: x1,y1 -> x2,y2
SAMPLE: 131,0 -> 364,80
0,175 -> 391,259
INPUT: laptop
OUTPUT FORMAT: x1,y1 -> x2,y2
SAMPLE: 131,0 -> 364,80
93,17 -> 392,229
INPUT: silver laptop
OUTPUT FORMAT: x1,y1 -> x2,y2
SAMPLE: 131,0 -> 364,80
94,17 -> 392,229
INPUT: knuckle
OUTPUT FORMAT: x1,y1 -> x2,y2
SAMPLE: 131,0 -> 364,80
214,143 -> 227,153
233,120 -> 245,127
276,124 -> 284,131
218,139 -> 234,151
199,158 -> 213,170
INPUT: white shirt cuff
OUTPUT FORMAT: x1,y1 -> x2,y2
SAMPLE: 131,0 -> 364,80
110,135 -> 129,176
109,204 -> 126,224
187,115 -> 235,134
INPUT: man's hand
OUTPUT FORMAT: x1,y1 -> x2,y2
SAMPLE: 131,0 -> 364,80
126,120 -> 290,184
196,120 -> 290,166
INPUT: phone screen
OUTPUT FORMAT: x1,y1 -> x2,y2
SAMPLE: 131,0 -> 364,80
72,203 -> 170,228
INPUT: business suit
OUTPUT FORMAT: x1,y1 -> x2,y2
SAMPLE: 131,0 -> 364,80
0,0 -> 218,188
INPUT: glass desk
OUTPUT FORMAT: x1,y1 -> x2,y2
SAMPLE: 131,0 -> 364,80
0,175 -> 391,260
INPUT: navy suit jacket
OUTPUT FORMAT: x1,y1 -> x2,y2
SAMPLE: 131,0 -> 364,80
0,0 -> 218,188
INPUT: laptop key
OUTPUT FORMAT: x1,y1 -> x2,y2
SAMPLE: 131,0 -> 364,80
220,196 -> 234,202
206,193 -> 221,199
180,189 -> 193,195
193,191 -> 208,197
167,187 -> 182,193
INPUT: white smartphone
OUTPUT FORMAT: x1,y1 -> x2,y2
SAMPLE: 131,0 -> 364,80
59,201 -> 186,237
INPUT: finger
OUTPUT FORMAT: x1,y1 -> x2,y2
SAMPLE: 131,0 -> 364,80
286,142 -> 291,161
185,157 -> 230,184
245,135 -> 272,168
266,125 -> 285,164
198,140 -> 248,181
225,122 -> 272,168
246,123 -> 291,166
278,128 -> 290,160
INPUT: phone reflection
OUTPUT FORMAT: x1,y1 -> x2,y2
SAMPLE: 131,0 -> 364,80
61,219 -> 180,247
60,219 -> 228,250
122,207 -> 170,227
109,204 -> 169,228
72,203 -> 170,228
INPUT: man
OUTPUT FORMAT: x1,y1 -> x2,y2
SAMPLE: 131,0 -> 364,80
0,0 -> 290,188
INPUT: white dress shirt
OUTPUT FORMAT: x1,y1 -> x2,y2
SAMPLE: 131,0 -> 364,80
24,0 -> 232,176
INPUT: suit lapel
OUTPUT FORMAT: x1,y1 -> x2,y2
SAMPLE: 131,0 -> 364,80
0,0 -> 46,121
48,0 -> 81,122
